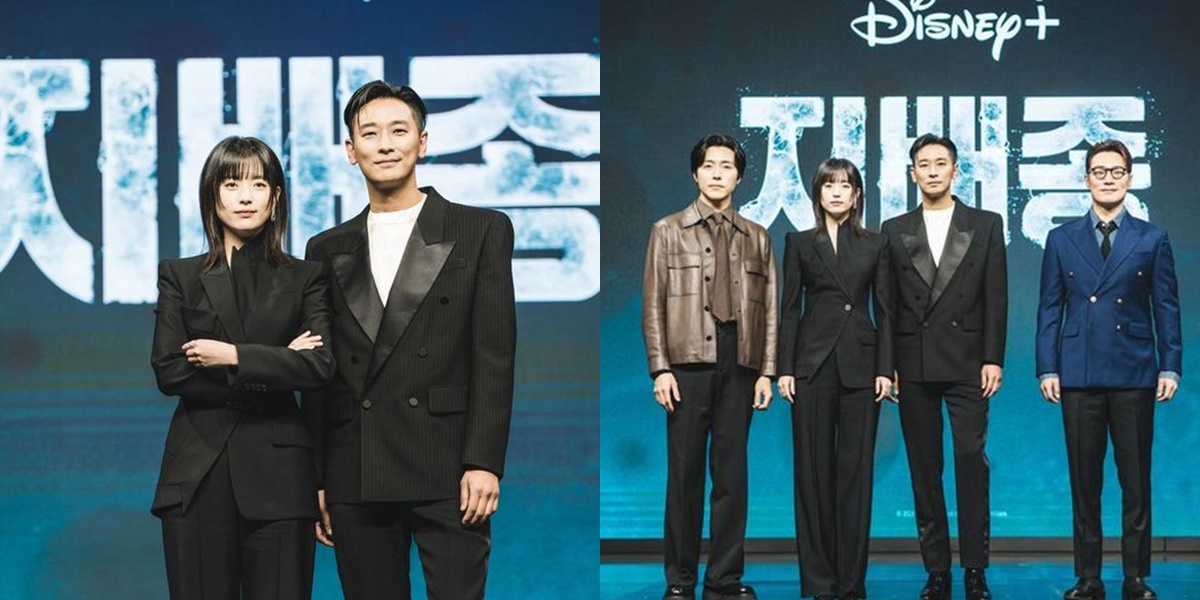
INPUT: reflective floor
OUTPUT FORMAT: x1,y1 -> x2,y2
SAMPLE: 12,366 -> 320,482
601,557 -> 1200,599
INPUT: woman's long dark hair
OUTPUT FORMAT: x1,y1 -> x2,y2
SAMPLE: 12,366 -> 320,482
810,157 -> 869,238
198,136 -> 292,270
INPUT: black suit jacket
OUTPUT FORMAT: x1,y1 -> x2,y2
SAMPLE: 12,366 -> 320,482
150,252 -> 335,520
304,187 -> 516,504
880,198 -> 1007,382
778,226 -> 894,388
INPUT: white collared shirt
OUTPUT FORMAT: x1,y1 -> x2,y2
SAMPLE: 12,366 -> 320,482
367,198 -> 426,305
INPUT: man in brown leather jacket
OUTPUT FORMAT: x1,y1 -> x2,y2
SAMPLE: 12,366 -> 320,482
642,134 -> 777,600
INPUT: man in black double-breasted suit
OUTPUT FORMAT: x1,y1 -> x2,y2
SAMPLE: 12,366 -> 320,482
304,81 -> 515,600
880,134 -> 1007,600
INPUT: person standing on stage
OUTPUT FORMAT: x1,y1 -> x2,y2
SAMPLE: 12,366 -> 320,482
304,80 -> 516,600
150,136 -> 334,599
880,133 -> 1007,600
777,158 -> 894,600
643,133 -> 777,600
1037,139 -> 1180,600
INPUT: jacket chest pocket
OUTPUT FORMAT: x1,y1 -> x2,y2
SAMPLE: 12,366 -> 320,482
667,254 -> 702,297
743,258 -> 768,304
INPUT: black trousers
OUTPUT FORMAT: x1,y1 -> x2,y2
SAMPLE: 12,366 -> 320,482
897,380 -> 990,571
791,353 -> 880,599
664,322 -> 757,590
1061,387 -> 1155,578
160,449 -> 315,600
329,498 -> 491,600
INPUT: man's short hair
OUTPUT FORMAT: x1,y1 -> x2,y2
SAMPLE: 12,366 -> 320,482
343,80 -> 429,136
690,134 -> 747,178
1085,139 -> 1133,170
909,133 -> 958,164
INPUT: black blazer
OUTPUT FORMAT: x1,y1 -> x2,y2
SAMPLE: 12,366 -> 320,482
304,187 -> 516,504
778,225 -> 894,388
149,251 -> 335,520
880,199 -> 1007,382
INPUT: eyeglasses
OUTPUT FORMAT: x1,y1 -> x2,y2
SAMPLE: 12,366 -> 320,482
1089,166 -> 1128,180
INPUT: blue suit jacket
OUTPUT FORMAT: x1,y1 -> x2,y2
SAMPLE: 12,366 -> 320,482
1036,212 -> 1181,389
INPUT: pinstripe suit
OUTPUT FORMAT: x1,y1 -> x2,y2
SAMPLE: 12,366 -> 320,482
304,187 -> 516,599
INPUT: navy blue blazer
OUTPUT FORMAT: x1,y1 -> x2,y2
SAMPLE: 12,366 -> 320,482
1035,212 -> 1181,389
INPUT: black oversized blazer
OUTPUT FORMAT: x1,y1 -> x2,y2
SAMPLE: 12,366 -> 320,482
778,225 -> 894,388
303,187 -> 516,504
150,251 -> 334,520
880,199 -> 1008,383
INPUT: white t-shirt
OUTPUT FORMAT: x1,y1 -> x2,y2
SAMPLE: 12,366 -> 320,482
923,203 -> 955,267
367,197 -> 426,305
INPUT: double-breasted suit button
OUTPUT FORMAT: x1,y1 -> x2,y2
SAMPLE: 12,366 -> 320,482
350,355 -> 360,365
1068,271 -> 1075,278
1089,296 -> 1097,303
922,322 -> 930,328
362,399 -> 372,410
408,397 -> 419,407
1116,325 -> 1123,332
418,347 -> 428,358
1137,271 -> 1144,277
843,303 -> 852,312
1117,298 -> 1124,305
951,320 -> 959,328
439,295 -> 450,304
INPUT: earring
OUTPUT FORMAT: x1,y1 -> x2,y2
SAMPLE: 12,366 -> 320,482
270,208 -> 277,223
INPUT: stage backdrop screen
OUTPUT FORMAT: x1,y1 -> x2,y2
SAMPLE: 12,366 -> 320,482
601,0 -> 1200,540
0,1 -> 598,598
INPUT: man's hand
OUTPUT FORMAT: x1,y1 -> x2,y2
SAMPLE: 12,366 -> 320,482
183,339 -> 238,367
1157,377 -> 1179,402
1039,376 -> 1061,404
875,376 -> 895,403
460,469 -> 499,526
314,489 -> 334,547
753,376 -> 772,410
778,375 -> 796,404
288,330 -> 324,351
893,371 -> 900,400
981,364 -> 1003,399
654,372 -> 681,413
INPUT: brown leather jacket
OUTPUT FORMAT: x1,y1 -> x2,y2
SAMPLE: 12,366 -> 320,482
642,200 -> 778,378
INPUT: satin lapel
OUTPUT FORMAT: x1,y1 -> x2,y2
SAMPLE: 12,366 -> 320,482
366,196 -> 456,386
928,206 -> 974,309
199,262 -> 246,343
813,230 -> 850,297
1097,217 -> 1145,290
900,213 -> 936,289
1063,216 -> 1103,276
330,212 -> 385,343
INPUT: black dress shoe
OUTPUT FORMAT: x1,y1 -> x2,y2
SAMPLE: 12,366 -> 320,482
919,570 -> 951,600
701,583 -> 757,599
1122,577 -> 1157,600
663,584 -> 695,600
1063,577 -> 1105,600
965,568 -> 992,600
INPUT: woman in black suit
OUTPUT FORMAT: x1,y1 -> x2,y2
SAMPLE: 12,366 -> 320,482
150,136 -> 334,599
777,158 -> 894,600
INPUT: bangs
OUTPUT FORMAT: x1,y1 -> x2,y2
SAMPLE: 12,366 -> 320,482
212,155 -> 267,183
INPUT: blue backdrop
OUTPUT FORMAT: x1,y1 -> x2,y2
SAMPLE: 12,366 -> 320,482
601,0 -> 1200,541
0,1 -> 598,597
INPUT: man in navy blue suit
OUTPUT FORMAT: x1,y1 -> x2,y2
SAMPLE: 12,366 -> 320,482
1036,139 -> 1181,600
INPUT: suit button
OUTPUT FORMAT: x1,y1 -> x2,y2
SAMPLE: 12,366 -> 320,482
408,397 -> 419,407
418,347 -> 428,358
843,304 -> 852,312
1137,271 -> 1144,277
1116,325 -> 1123,331
1089,296 -> 1097,303
704,305 -> 710,312
705,247 -> 712,253
362,399 -> 372,410
922,322 -> 930,328
706,335 -> 713,341
1116,298 -> 1123,305
951,320 -> 959,328
1068,271 -> 1075,277
440,295 -> 450,304
350,355 -> 360,365
705,276 -> 711,282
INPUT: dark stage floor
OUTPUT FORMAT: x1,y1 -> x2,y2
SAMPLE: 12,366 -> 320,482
601,557 -> 1200,599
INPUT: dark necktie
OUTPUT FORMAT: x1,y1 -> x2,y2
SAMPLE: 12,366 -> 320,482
1097,220 -> 1116,259
710,215 -> 733,322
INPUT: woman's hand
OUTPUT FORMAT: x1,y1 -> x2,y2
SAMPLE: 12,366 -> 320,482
875,376 -> 896,403
288,330 -> 324,351
182,339 -> 238,367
